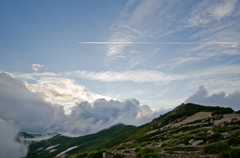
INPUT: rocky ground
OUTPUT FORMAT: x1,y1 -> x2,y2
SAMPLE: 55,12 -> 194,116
106,112 -> 240,158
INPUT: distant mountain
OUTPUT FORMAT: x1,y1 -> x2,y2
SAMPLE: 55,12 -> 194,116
26,103 -> 240,158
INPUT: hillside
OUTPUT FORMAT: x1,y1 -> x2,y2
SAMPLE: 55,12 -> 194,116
26,124 -> 135,158
26,103 -> 240,158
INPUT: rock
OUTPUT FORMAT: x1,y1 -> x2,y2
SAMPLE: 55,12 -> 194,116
192,140 -> 203,146
221,123 -> 225,127
214,115 -> 223,120
189,139 -> 194,144
221,132 -> 230,139
102,152 -> 113,158
207,130 -> 214,135
57,154 -> 66,158
230,118 -> 238,124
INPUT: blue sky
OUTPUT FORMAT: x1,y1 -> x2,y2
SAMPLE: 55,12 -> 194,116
1,0 -> 240,112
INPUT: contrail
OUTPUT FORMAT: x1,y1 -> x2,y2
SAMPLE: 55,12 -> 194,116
78,41 -> 236,45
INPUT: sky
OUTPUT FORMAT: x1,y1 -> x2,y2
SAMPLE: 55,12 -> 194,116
0,1 -> 240,154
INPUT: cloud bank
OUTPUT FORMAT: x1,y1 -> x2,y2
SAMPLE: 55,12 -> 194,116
185,86 -> 240,111
0,72 -> 160,137
0,119 -> 28,158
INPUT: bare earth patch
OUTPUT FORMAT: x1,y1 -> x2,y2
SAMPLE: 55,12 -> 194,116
214,113 -> 240,125
167,112 -> 212,128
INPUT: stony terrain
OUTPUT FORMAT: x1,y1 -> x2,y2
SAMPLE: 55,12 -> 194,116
106,111 -> 240,158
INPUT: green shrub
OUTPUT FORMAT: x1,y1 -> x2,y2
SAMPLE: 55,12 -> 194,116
228,136 -> 240,146
208,132 -> 223,142
136,152 -> 161,158
195,133 -> 207,141
87,150 -> 108,158
113,153 -> 124,158
229,148 -> 240,158
76,152 -> 88,158
161,143 -> 167,147
171,146 -> 197,151
182,136 -> 194,145
141,147 -> 155,153
135,147 -> 141,152
136,147 -> 161,158
87,151 -> 102,158
116,146 -> 126,150
204,142 -> 230,154
219,151 -> 230,158
230,120 -> 240,125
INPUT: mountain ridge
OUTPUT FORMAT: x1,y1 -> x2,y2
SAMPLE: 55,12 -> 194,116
25,103 -> 240,158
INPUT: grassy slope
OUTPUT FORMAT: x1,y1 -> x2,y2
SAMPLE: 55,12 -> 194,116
26,124 -> 135,158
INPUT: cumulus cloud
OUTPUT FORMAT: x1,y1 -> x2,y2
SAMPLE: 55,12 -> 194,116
32,64 -> 44,71
185,86 -> 240,111
29,76 -> 113,114
0,72 -> 159,137
62,98 -> 160,136
0,119 -> 28,158
0,72 -> 66,134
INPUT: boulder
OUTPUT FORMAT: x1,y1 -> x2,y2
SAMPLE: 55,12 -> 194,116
189,139 -> 194,144
102,152 -> 113,158
192,140 -> 203,146
221,132 -> 230,139
207,130 -> 214,135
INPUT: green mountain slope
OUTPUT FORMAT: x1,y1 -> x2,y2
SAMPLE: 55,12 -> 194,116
26,103 -> 240,158
26,124 -> 135,158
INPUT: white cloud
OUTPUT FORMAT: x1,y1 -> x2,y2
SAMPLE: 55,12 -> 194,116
185,86 -> 240,111
188,65 -> 240,78
0,119 -> 28,158
188,0 -> 238,27
65,70 -> 183,83
210,0 -> 237,19
64,98 -> 161,136
0,72 -> 66,134
23,134 -> 57,142
0,72 -> 160,137
32,64 -> 44,72
105,0 -> 177,58
184,65 -> 240,93
169,26 -> 240,68
29,76 -> 113,114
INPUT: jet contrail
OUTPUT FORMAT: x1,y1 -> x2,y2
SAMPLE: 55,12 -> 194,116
78,41 -> 236,45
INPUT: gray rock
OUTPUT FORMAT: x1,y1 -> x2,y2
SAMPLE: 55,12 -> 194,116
102,152 -> 113,158
231,118 -> 238,124
189,139 -> 194,144
192,140 -> 203,146
221,132 -> 230,139
207,130 -> 214,135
